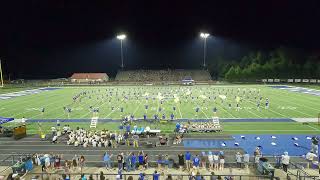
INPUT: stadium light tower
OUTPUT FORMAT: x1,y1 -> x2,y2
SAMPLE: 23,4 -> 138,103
200,32 -> 210,68
116,34 -> 126,69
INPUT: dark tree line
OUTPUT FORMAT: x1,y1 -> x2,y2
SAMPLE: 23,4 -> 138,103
209,47 -> 320,82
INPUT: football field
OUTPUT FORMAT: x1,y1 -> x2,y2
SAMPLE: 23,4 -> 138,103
1,85 -> 320,134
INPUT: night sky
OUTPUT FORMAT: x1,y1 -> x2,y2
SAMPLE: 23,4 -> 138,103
0,1 -> 320,79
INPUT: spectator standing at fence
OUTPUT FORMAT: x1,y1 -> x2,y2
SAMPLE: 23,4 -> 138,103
79,155 -> 85,172
185,151 -> 192,171
243,152 -> 250,170
70,155 -> 77,171
213,152 -> 219,171
254,147 -> 261,168
208,151 -> 214,171
178,153 -> 185,171
117,153 -> 124,170
104,152 -> 112,170
138,151 -> 145,170
164,154 -> 170,171
157,154 -> 163,170
218,151 -> 225,171
281,151 -> 290,173
200,152 -> 206,169
235,152 -> 242,169
64,160 -> 70,175
193,154 -> 200,170
144,153 -> 149,169
131,153 -> 137,171
125,152 -> 131,171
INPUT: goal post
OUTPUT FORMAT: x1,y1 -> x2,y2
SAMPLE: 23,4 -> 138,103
0,59 -> 4,87
318,113 -> 320,126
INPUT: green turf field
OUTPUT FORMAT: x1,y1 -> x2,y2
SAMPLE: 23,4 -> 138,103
1,85 -> 320,134
0,85 -> 319,119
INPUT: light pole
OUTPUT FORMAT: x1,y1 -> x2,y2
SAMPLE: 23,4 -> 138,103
116,34 -> 126,69
200,32 -> 210,68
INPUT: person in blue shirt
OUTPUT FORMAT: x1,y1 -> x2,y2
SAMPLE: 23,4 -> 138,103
162,114 -> 166,120
131,153 -> 137,171
143,114 -> 147,120
103,152 -> 112,170
153,170 -> 160,180
176,123 -> 181,132
193,154 -> 200,169
138,151 -> 145,170
185,151 -> 192,170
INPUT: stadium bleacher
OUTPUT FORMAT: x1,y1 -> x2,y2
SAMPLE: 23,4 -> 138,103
115,69 -> 212,82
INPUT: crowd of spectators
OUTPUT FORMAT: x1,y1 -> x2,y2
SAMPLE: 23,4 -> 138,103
115,70 -> 212,82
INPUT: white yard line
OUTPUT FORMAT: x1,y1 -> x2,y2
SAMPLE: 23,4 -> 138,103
307,125 -> 320,132
176,102 -> 183,119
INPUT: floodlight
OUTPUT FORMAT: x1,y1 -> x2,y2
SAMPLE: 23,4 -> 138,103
200,32 -> 210,38
117,34 -> 126,40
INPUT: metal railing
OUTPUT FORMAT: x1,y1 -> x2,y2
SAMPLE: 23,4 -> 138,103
287,162 -> 319,180
26,172 -> 277,180
0,153 -> 33,175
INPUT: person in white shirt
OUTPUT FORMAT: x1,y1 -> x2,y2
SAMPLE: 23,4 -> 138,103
21,117 -> 26,125
207,151 -> 214,170
52,135 -> 58,144
92,140 -> 97,147
243,152 -> 250,169
74,140 -> 79,147
235,152 -> 242,169
213,152 -> 219,171
305,151 -> 318,168
281,151 -> 290,172
83,141 -> 88,148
